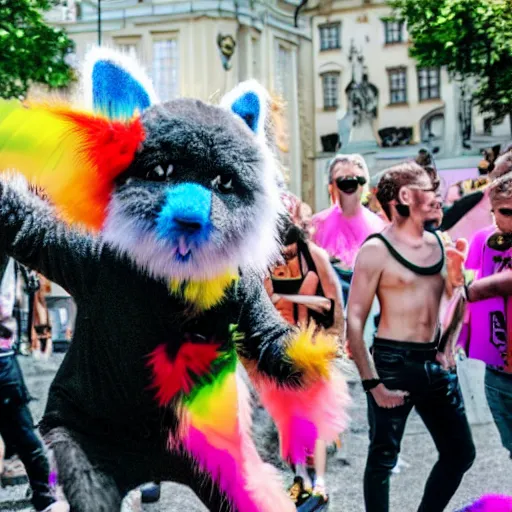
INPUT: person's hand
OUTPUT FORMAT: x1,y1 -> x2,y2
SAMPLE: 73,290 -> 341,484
370,383 -> 408,409
436,349 -> 456,372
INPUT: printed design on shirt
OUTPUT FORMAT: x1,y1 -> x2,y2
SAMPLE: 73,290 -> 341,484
492,255 -> 512,273
489,311 -> 507,362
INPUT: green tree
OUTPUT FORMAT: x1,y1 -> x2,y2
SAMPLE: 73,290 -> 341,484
390,0 -> 512,129
0,0 -> 75,99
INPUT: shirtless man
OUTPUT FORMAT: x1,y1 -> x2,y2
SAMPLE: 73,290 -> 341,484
347,162 -> 475,512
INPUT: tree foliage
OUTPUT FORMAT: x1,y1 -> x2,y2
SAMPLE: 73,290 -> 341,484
390,0 -> 512,123
0,0 -> 75,99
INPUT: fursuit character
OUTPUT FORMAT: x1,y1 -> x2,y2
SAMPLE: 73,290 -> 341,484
0,48 -> 349,512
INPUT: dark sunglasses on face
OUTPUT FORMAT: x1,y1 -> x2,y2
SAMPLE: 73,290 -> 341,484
497,208 -> 512,217
335,176 -> 367,192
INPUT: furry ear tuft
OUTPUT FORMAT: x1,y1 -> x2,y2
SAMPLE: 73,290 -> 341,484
81,47 -> 158,120
220,80 -> 269,140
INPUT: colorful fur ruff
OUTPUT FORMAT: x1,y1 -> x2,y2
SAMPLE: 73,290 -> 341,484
149,343 -> 295,512
245,325 -> 350,465
169,271 -> 239,311
0,100 -> 144,231
284,323 -> 339,381
456,494 -> 512,512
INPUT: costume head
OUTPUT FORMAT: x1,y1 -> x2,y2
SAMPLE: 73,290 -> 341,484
327,153 -> 370,207
376,161 -> 439,223
0,48 -> 283,286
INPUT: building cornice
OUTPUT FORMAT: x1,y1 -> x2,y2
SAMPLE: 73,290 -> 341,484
50,1 -> 311,39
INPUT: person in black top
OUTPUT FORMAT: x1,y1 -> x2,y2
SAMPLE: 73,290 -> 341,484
347,162 -> 475,512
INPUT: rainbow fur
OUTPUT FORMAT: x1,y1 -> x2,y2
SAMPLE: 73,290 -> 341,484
0,100 -> 144,231
250,365 -> 349,464
245,324 -> 349,465
285,323 -> 339,381
457,495 -> 512,511
147,342 -> 221,406
169,271 -> 238,311
149,343 -> 294,512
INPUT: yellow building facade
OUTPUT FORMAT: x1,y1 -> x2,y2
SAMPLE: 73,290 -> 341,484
47,0 -> 317,206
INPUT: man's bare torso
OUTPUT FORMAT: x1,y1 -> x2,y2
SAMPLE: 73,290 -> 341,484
372,228 -> 445,343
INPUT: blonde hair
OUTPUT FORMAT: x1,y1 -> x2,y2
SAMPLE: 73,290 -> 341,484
328,153 -> 370,198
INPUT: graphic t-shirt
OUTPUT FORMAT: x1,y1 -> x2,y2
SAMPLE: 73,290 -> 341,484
462,225 -> 512,372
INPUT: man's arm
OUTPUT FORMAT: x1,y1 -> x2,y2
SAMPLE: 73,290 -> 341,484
0,175 -> 102,298
467,270 -> 512,302
346,240 -> 382,380
347,240 -> 408,408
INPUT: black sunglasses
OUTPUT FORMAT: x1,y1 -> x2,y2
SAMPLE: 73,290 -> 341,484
498,208 -> 512,217
335,176 -> 367,192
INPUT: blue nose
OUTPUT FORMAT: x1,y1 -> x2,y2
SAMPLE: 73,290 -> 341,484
156,183 -> 212,242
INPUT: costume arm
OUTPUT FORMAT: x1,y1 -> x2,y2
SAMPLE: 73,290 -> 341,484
237,271 -> 350,465
467,271 -> 512,302
0,175 -> 101,298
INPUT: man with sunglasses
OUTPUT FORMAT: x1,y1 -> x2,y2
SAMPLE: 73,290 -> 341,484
312,154 -> 385,273
347,162 -> 475,512
461,151 -> 512,460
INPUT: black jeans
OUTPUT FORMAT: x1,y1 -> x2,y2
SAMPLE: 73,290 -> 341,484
365,338 -> 476,512
0,353 -> 55,511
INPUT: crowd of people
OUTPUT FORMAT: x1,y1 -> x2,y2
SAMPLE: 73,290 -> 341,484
0,51 -> 510,512
265,148 -> 511,511
1,146 -> 511,512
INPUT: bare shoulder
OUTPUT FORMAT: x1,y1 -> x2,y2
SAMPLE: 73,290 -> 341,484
308,241 -> 331,264
354,237 -> 388,273
424,231 -> 440,246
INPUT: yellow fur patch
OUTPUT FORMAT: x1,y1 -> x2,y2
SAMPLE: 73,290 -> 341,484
169,271 -> 238,311
285,323 -> 338,380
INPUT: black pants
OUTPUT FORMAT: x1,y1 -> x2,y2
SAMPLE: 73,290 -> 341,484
0,354 -> 55,511
365,338 -> 476,512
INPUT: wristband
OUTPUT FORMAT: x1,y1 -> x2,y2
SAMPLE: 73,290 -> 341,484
362,379 -> 381,392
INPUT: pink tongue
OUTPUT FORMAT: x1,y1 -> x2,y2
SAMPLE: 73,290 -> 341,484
178,237 -> 190,256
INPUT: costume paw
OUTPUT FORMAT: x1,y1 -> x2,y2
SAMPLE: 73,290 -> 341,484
285,323 -> 338,381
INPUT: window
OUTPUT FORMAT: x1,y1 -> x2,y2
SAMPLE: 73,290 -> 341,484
388,67 -> 407,104
275,44 -> 293,170
322,72 -> 340,110
152,38 -> 180,102
115,37 -> 141,60
417,67 -> 440,101
383,20 -> 404,44
319,23 -> 341,51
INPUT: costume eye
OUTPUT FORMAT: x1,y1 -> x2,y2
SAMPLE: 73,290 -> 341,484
145,164 -> 174,182
212,175 -> 233,193
146,165 -> 165,181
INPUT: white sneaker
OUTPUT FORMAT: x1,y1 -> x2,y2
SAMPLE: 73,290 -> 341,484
121,490 -> 142,512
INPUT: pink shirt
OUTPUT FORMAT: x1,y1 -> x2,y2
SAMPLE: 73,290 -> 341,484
312,205 -> 385,269
461,225 -> 512,372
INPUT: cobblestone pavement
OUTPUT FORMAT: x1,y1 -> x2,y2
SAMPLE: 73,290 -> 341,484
0,355 -> 510,512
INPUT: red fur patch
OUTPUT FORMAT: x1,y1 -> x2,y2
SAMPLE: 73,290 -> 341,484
59,110 -> 145,180
148,342 -> 221,406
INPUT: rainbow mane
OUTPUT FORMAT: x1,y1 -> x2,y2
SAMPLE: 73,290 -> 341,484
0,100 -> 144,231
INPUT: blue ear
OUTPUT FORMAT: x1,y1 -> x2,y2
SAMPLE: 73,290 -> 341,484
220,80 -> 269,139
92,60 -> 152,120
231,91 -> 261,134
